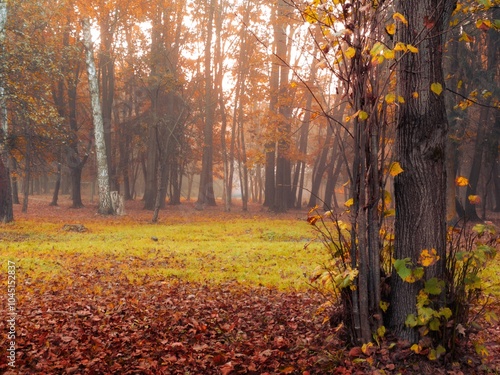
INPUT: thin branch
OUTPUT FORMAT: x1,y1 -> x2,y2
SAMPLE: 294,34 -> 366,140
446,87 -> 500,110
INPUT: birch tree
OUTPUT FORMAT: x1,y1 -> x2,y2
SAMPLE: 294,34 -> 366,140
82,17 -> 113,215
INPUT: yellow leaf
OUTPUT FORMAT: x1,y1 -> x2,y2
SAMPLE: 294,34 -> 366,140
407,44 -> 419,53
455,176 -> 469,186
419,248 -> 440,267
394,42 -> 407,52
362,342 -> 374,355
345,47 -> 356,59
468,195 -> 481,205
383,209 -> 395,217
393,12 -> 408,25
385,93 -> 396,104
430,82 -> 443,95
412,91 -> 419,98
457,80 -> 463,89
369,42 -> 384,57
344,198 -> 354,208
459,31 -> 474,43
483,90 -> 492,99
389,161 -> 404,177
397,96 -> 405,103
476,19 -> 491,31
358,110 -> 369,120
385,23 -> 396,35
383,49 -> 395,59
411,344 -> 422,354
379,301 -> 390,313
374,55 -> 385,65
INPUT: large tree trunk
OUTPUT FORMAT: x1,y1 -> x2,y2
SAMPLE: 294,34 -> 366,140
0,0 -> 12,223
50,162 -> 62,206
82,18 -> 113,215
196,0 -> 217,209
388,0 -> 455,343
99,10 -> 117,191
0,156 -> 12,222
272,0 -> 295,213
308,125 -> 334,207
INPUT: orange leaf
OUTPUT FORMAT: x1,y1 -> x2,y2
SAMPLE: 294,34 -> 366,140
393,12 -> 408,25
468,195 -> 481,205
455,176 -> 469,186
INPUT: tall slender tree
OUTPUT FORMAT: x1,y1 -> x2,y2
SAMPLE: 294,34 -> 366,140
0,0 -> 12,223
82,17 -> 113,215
196,0 -> 217,209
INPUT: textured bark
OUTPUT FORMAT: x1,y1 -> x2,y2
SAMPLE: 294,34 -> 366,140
196,0 -> 217,209
0,156 -> 12,222
389,0 -> 455,343
263,2 -> 280,208
50,162 -> 62,206
98,10 -> 117,190
308,126 -> 334,207
21,132 -> 31,213
82,18 -> 113,215
0,0 -> 12,223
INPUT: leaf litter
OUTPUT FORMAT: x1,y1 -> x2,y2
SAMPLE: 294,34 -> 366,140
0,197 -> 499,374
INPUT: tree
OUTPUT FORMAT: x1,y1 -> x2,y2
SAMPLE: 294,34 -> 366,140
0,0 -> 12,223
196,0 -> 217,209
82,17 -> 113,215
263,0 -> 295,212
48,5 -> 91,209
388,0 -> 457,342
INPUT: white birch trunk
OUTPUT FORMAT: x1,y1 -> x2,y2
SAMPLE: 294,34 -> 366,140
81,18 -> 112,214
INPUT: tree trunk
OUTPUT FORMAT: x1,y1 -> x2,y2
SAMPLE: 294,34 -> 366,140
308,125 -> 334,207
464,24 -> 497,220
11,160 -> 19,205
22,131 -> 31,213
99,10 -> 117,191
82,18 -> 113,215
216,0 -> 231,212
0,156 -> 12,222
50,162 -> 62,206
196,0 -> 217,209
0,0 -> 12,223
389,0 -> 455,343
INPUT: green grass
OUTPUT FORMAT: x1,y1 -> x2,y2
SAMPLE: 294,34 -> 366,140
0,218 -> 326,291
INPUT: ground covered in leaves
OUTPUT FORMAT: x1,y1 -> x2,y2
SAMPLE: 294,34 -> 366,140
1,196 -> 499,374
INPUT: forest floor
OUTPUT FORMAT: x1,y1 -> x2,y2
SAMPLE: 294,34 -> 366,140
0,195 -> 499,375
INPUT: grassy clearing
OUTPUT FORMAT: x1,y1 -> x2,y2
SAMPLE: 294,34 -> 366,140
0,217 -> 326,291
